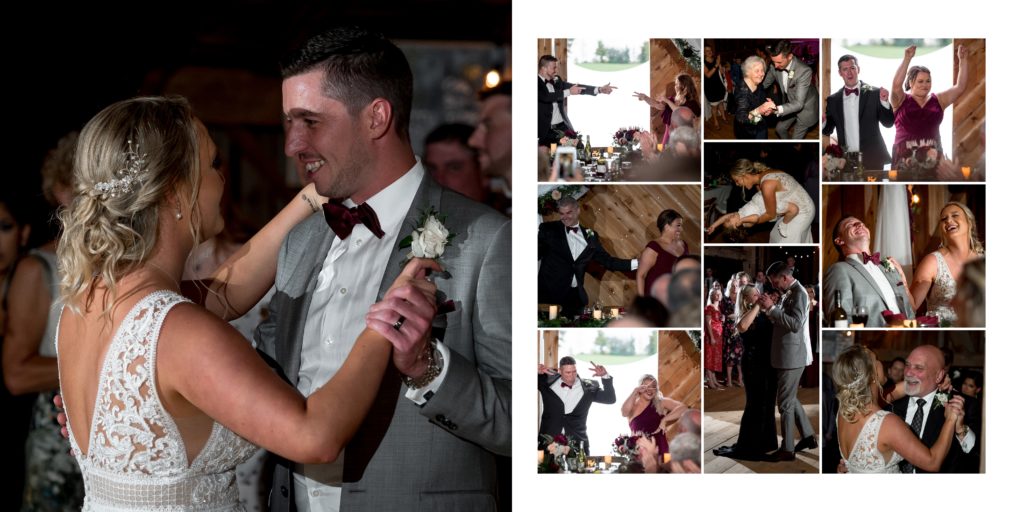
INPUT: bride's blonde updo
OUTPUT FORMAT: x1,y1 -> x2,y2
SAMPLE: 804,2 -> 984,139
832,345 -> 877,423
729,159 -> 770,180
58,96 -> 202,313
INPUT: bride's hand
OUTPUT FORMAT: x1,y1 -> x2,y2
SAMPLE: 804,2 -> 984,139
944,395 -> 964,423
367,258 -> 442,377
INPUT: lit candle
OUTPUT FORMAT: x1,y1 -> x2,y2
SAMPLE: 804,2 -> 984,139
604,455 -> 612,465
607,146 -> 614,155
866,176 -> 877,182
548,305 -> 558,320
538,450 -> 545,464
903,319 -> 914,328
611,307 -> 620,318
657,143 -> 664,152
961,166 -> 971,180
850,323 -> 864,329
888,169 -> 898,180
549,143 -> 557,153
663,453 -> 671,464
593,310 -> 602,320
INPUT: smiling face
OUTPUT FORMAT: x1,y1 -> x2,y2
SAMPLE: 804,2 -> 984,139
939,203 -> 969,245
283,69 -> 371,201
641,377 -> 658,399
539,60 -> 558,80
746,61 -> 765,85
909,70 -> 932,98
770,52 -> 792,71
835,217 -> 871,255
560,363 -> 577,387
838,58 -> 860,88
558,203 -> 580,228
888,360 -> 906,383
904,346 -> 945,397
662,218 -> 683,240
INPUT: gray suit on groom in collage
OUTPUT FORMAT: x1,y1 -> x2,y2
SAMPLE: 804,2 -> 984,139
761,55 -> 819,139
824,255 -> 914,328
256,175 -> 511,511
765,276 -> 815,455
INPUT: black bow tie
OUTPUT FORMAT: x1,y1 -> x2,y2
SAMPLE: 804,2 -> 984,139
323,200 -> 385,240
544,78 -> 554,85
566,226 -> 579,234
845,87 -> 860,96
561,382 -> 572,389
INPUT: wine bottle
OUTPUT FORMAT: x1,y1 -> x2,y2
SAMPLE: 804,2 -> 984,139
830,291 -> 848,328
584,135 -> 592,164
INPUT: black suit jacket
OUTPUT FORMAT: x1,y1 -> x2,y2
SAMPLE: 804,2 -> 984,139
537,374 -> 616,449
538,76 -> 598,140
890,394 -> 981,473
537,220 -> 633,307
822,82 -> 895,170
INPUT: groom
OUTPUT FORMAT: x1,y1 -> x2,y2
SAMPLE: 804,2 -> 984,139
537,54 -> 616,145
537,196 -> 637,318
823,55 -> 895,170
761,40 -> 819,139
824,216 -> 914,327
256,27 -> 511,511
537,357 -> 616,455
758,261 -> 816,462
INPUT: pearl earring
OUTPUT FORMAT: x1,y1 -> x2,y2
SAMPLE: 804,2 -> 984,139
175,210 -> 183,220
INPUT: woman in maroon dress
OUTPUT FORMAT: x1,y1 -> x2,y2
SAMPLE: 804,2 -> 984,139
634,73 -> 701,144
621,374 -> 685,454
636,209 -> 689,297
704,289 -> 724,389
890,44 -> 968,172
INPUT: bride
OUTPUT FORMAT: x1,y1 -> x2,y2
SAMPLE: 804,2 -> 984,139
55,96 -> 438,510
706,159 -> 814,243
894,201 -> 983,325
832,345 -> 962,473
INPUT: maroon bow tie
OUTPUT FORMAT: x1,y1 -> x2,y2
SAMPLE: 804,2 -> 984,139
861,252 -> 881,265
561,382 -> 572,389
323,200 -> 385,240
566,226 -> 579,234
845,87 -> 859,96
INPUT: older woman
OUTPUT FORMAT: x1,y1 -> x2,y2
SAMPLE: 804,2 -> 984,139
833,345 -> 962,473
706,159 -> 814,243
890,45 -> 968,171
733,56 -> 776,139
894,201 -> 983,325
621,374 -> 685,454
636,209 -> 688,297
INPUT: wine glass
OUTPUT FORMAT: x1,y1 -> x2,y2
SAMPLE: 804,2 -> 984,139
853,305 -> 869,326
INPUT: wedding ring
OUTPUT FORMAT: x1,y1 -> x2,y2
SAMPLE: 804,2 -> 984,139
392,315 -> 406,331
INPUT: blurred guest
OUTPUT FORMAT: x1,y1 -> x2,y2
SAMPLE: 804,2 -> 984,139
424,123 -> 487,202
958,370 -> 982,401
469,81 -> 512,215
953,258 -> 984,327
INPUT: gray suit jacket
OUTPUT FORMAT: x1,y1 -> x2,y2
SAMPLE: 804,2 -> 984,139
761,57 -> 819,130
766,280 -> 810,370
823,258 -> 913,328
255,175 -> 511,511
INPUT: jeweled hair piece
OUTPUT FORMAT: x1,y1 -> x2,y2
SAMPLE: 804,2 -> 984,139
93,139 -> 146,198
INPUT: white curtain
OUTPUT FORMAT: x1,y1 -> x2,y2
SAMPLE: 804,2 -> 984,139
873,185 -> 913,267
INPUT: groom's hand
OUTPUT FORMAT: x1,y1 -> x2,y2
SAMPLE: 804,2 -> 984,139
368,258 -> 441,378
589,362 -> 608,377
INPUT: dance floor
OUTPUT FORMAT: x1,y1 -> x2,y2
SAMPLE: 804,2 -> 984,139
703,111 -> 820,141
704,385 -> 820,474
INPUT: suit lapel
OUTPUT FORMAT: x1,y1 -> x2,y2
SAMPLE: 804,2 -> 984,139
376,175 -> 443,301
844,260 -> 890,306
858,82 -> 869,120
280,220 -> 335,381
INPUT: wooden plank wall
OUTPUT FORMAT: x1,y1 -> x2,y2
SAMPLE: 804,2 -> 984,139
658,331 -> 701,439
953,38 -> 985,170
649,39 -> 700,142
541,185 -> 702,307
822,185 -> 985,273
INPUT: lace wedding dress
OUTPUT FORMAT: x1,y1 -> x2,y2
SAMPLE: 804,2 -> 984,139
840,410 -> 902,473
59,291 -> 259,511
925,251 -> 957,324
737,172 -> 815,243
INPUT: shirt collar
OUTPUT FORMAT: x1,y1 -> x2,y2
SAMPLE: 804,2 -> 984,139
343,158 -> 425,234
913,389 -> 937,410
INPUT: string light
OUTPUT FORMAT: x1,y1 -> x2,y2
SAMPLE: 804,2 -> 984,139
484,70 -> 501,89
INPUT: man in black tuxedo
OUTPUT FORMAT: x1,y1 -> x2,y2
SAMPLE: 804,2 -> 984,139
537,54 -> 616,145
823,54 -> 895,170
538,196 -> 637,318
538,357 -> 616,455
890,345 -> 981,473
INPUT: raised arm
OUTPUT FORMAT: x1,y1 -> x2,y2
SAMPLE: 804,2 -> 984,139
166,259 -> 437,464
185,182 -> 325,320
937,45 -> 968,109
636,247 -> 657,296
881,396 -> 962,472
890,45 -> 916,111
621,385 -> 642,417
2,256 -> 58,395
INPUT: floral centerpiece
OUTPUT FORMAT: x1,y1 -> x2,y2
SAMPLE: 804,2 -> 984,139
895,139 -> 942,175
823,143 -> 846,176
538,434 -> 585,473
613,126 -> 641,153
612,434 -> 639,460
554,128 -> 580,148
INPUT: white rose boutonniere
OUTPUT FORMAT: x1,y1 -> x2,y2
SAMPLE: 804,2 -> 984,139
934,390 -> 950,409
401,207 -> 456,260
881,257 -> 896,273
786,69 -> 795,80
584,228 -> 595,238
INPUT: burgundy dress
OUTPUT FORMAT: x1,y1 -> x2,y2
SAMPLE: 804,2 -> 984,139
893,93 -> 943,157
643,240 -> 688,296
630,402 -> 669,454
704,305 -> 723,372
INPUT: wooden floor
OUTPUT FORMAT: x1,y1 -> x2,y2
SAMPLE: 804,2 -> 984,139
704,111 -> 820,141
704,385 -> 820,474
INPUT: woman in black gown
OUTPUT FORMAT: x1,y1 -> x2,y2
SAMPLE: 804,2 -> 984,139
733,56 -> 775,140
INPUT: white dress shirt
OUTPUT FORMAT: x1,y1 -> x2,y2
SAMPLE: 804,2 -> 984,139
847,253 -> 900,312
842,83 -> 862,152
565,224 -> 587,287
541,74 -> 567,126
551,378 -> 584,414
293,161 -> 431,511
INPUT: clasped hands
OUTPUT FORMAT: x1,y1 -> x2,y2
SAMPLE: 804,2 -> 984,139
366,257 -> 442,379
